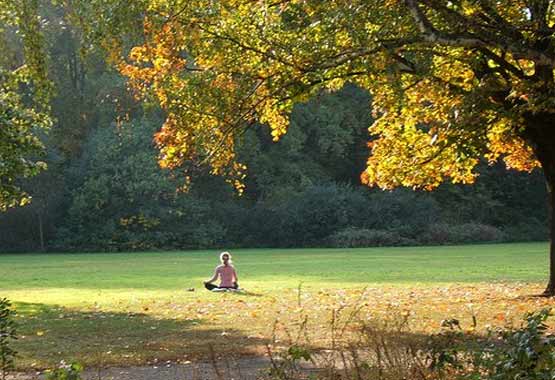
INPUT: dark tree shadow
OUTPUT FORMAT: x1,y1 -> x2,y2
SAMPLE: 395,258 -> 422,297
230,290 -> 264,297
11,301 -> 530,378
12,302 -> 270,371
495,292 -> 555,301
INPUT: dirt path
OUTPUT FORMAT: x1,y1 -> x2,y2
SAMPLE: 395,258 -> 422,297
9,357 -> 274,380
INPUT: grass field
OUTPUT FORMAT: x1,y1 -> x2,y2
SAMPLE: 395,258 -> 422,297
0,242 -> 553,370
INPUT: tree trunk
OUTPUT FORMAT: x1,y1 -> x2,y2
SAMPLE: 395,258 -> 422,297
523,114 -> 555,296
543,176 -> 555,295
38,211 -> 45,252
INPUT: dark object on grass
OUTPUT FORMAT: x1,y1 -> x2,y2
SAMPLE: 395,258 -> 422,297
204,282 -> 239,291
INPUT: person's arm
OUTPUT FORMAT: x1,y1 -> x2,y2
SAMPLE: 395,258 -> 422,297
232,267 -> 238,283
205,267 -> 219,284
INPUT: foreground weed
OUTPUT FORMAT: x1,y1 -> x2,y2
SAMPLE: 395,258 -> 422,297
0,298 -> 17,380
466,308 -> 555,379
44,361 -> 83,380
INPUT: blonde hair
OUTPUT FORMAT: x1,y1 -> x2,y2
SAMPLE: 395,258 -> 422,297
220,251 -> 233,264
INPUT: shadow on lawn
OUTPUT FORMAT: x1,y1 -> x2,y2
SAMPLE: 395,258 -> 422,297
12,302 -> 270,370
11,301 -> 532,376
12,301 -> 532,380
231,290 -> 264,297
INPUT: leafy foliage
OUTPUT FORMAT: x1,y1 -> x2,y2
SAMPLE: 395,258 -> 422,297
45,361 -> 83,380
0,0 -> 53,211
0,67 -> 52,211
482,309 -> 555,380
0,298 -> 17,380
0,80 -> 547,251
83,0 -> 553,193
57,118 -> 226,250
422,223 -> 505,245
430,309 -> 555,380
329,228 -> 416,248
0,4 -> 548,251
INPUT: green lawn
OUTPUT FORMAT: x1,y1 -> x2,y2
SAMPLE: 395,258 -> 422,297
0,242 -> 551,370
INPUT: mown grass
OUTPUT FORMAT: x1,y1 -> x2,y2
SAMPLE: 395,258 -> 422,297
0,242 -> 551,370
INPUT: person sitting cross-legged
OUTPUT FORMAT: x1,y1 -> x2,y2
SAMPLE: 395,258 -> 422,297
204,251 -> 239,291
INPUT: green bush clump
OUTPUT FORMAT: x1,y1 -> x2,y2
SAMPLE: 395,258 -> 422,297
502,218 -> 548,242
422,223 -> 505,245
328,227 -> 417,248
476,309 -> 555,380
428,309 -> 555,380
45,361 -> 83,380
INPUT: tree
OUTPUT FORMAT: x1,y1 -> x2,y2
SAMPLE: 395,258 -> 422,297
239,84 -> 371,200
57,118 -> 226,250
89,0 -> 555,294
0,0 -> 52,211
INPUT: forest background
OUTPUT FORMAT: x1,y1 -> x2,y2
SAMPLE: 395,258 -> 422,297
0,4 -> 547,253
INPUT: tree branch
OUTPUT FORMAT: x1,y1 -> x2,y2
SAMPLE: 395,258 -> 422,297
477,47 -> 527,80
405,0 -> 555,67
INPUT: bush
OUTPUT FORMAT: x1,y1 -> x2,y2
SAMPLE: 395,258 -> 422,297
0,298 -> 17,380
328,227 -> 417,248
280,184 -> 371,246
502,217 -> 548,242
482,308 -> 555,379
421,223 -> 505,245
430,308 -> 555,380
240,184 -> 373,247
365,189 -> 441,232
266,306 -> 555,380
45,361 -> 83,380
54,119 -> 229,251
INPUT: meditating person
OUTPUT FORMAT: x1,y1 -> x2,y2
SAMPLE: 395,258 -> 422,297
204,251 -> 239,291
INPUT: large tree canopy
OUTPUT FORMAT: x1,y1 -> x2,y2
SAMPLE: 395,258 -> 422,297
104,0 -> 545,189
91,0 -> 555,291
